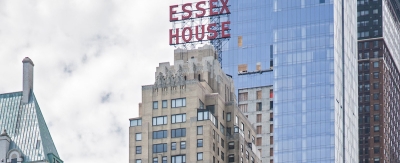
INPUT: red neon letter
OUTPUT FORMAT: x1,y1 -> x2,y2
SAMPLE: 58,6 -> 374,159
169,28 -> 179,45
182,27 -> 193,43
221,21 -> 230,38
195,25 -> 205,40
207,23 -> 217,40
195,1 -> 206,18
182,3 -> 192,20
209,0 -> 219,16
170,5 -> 179,21
220,0 -> 230,14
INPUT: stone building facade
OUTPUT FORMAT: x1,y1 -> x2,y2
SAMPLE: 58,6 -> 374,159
129,45 -> 261,163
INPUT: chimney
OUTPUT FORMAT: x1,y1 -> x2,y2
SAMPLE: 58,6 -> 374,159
22,57 -> 34,104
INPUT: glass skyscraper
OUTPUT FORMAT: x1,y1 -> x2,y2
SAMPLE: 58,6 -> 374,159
221,0 -> 359,162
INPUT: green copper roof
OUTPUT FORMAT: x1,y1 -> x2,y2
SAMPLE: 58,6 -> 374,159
0,91 -> 61,163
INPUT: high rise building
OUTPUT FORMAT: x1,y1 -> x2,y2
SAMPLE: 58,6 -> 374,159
221,0 -> 359,163
129,46 -> 261,163
238,86 -> 274,163
0,58 -> 63,163
357,0 -> 400,162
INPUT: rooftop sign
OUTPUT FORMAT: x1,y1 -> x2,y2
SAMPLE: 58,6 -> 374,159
169,0 -> 231,45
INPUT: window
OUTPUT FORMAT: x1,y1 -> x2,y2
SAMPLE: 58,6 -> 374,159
136,159 -> 142,163
197,111 -> 209,121
256,102 -> 262,111
197,139 -> 203,147
180,141 -> 186,149
153,101 -> 158,109
365,84 -> 370,91
136,146 -> 142,154
373,83 -> 379,89
365,95 -> 370,102
162,157 -> 167,163
221,152 -> 225,161
256,114 -> 262,123
374,30 -> 379,36
162,100 -> 167,108
228,142 -> 234,149
241,122 -> 244,131
239,104 -> 248,112
374,104 -> 380,110
171,114 -> 186,123
220,123 -> 225,135
373,41 -> 379,48
197,126 -> 203,135
130,119 -> 142,126
373,9 -> 378,14
374,51 -> 380,59
240,144 -> 243,152
374,147 -> 380,154
153,158 -> 158,163
197,152 -> 203,160
374,136 -> 380,143
136,133 -> 142,141
228,154 -> 235,162
364,52 -> 369,59
171,128 -> 186,138
373,72 -> 379,78
374,126 -> 380,132
256,90 -> 262,99
257,126 -> 262,134
227,112 -> 231,121
199,99 -> 204,109
256,138 -> 262,146
171,142 -> 177,150
235,116 -> 238,124
270,101 -> 273,110
171,155 -> 186,163
374,158 -> 380,163
153,143 -> 167,153
374,115 -> 380,121
365,74 -> 370,81
153,130 -> 167,139
373,93 -> 379,100
373,19 -> 378,25
252,136 -> 255,143
238,92 -> 248,101
213,143 -> 215,151
320,0 -> 325,3
246,151 -> 249,159
221,138 -> 225,148
153,116 -> 167,126
227,127 -> 231,135
171,98 -> 186,108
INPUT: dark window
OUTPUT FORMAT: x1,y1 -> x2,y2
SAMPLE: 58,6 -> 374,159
171,98 -> 186,108
374,104 -> 380,110
180,141 -> 186,149
270,101 -> 273,110
364,52 -> 369,59
11,159 -> 17,163
136,146 -> 142,154
162,100 -> 167,108
373,72 -> 379,78
374,115 -> 380,121
373,83 -> 379,89
171,128 -> 186,138
373,93 -> 379,100
374,147 -> 380,154
153,101 -> 158,109
365,95 -> 370,102
197,139 -> 203,147
374,136 -> 380,143
153,130 -> 167,139
229,154 -> 235,162
153,143 -> 167,153
221,152 -> 225,161
228,142 -> 234,149
364,74 -> 370,81
256,102 -> 262,111
320,0 -> 325,3
171,142 -> 176,150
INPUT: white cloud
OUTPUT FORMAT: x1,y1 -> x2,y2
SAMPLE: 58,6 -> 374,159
0,0 -> 197,162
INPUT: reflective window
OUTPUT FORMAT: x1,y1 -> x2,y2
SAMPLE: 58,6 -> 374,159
162,100 -> 167,108
152,116 -> 167,126
171,114 -> 186,123
171,98 -> 186,108
153,130 -> 167,139
153,101 -> 158,109
153,143 -> 167,153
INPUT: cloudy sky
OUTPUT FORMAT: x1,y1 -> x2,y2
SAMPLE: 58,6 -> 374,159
0,0 -> 197,162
